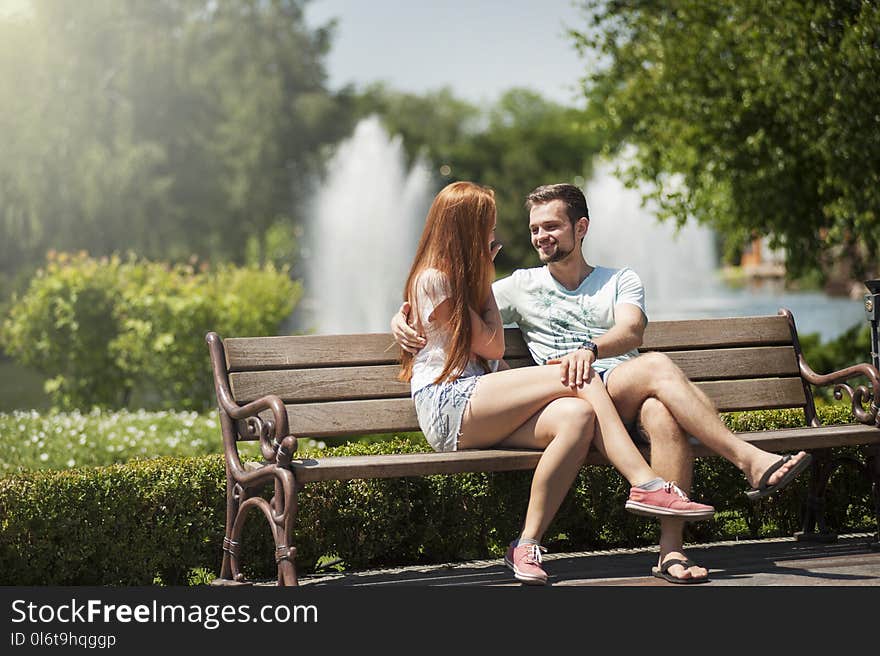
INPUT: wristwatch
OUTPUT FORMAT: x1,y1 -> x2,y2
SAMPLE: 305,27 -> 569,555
578,339 -> 599,358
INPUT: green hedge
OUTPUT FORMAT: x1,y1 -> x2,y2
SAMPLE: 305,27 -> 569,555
0,455 -> 226,585
1,406 -> 875,585
0,252 -> 300,410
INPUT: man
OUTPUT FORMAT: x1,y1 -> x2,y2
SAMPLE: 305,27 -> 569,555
392,183 -> 810,584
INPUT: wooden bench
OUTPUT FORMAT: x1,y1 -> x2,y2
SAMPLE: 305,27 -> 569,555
205,309 -> 880,586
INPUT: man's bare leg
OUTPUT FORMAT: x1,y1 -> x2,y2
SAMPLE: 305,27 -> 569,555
638,398 -> 708,582
606,353 -> 809,490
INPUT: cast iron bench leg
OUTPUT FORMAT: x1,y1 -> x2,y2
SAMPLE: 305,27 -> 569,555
796,449 -> 838,542
212,472 -> 246,585
866,444 -> 880,550
273,468 -> 299,586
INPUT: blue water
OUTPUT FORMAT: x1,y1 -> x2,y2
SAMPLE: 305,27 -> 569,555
648,285 -> 868,343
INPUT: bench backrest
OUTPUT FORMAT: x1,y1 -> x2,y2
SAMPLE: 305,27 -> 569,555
216,312 -> 815,441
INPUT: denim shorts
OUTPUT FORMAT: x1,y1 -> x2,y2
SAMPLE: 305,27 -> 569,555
412,375 -> 481,453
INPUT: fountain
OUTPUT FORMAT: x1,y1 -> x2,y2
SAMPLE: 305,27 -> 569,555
584,158 -> 720,311
296,116 -> 436,335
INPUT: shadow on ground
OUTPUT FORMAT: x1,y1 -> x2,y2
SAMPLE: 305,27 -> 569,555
295,533 -> 880,587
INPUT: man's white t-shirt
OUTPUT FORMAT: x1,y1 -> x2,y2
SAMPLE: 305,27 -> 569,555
492,265 -> 648,376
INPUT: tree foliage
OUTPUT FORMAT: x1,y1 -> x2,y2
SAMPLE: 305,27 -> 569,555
572,0 -> 880,280
0,0 -> 347,286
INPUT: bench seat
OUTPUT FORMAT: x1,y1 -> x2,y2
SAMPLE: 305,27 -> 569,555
284,424 -> 880,483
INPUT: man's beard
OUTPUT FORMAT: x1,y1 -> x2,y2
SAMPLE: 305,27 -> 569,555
538,243 -> 574,263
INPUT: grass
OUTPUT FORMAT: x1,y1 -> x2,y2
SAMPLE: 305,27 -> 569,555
0,408 -> 234,474
0,408 -> 428,475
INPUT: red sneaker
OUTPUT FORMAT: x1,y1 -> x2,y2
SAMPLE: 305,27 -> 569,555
625,482 -> 714,520
504,542 -> 549,585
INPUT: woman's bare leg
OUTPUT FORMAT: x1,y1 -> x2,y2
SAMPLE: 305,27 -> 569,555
460,365 -> 657,485
483,397 -> 596,542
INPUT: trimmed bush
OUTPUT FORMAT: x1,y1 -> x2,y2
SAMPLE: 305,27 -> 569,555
1,252 -> 300,410
0,455 -> 227,585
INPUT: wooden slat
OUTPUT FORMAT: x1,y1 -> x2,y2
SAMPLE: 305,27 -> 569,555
231,365 -> 410,404
270,398 -> 421,438
224,327 -> 530,372
288,449 -> 645,483
642,315 -> 792,351
231,357 -> 537,404
283,423 -> 880,482
663,346 -> 799,381
224,315 -> 794,372
696,378 -> 807,412
225,333 -> 401,371
689,424 -> 880,458
501,328 -> 531,359
502,358 -> 536,370
290,449 -> 544,482
255,377 -> 806,439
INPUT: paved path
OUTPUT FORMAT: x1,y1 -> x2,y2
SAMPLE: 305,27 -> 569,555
298,532 -> 880,587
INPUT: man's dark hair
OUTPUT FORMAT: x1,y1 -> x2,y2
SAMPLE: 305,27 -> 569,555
525,183 -> 589,225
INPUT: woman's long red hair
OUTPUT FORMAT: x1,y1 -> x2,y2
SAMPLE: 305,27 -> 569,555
399,181 -> 496,384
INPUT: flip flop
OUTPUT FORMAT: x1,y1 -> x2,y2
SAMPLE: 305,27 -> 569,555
745,452 -> 813,501
651,558 -> 710,584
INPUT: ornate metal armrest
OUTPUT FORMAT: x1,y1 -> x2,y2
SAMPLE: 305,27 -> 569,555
224,393 -> 295,462
798,356 -> 880,426
206,332 -> 297,463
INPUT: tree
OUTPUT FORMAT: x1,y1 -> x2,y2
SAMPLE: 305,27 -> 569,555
0,0 -> 347,287
178,0 -> 350,266
572,0 -> 880,281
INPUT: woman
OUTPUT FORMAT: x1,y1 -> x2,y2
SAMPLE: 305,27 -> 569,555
399,181 -> 714,585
